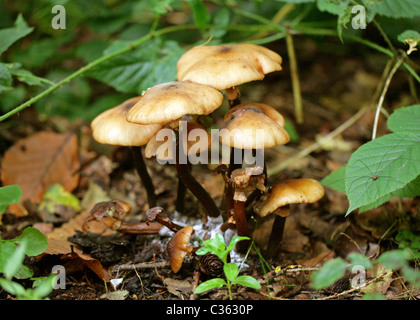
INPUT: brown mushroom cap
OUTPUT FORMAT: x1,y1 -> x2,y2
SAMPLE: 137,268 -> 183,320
253,179 -> 325,218
166,225 -> 194,273
219,103 -> 290,149
126,81 -> 223,125
145,120 -> 211,161
91,97 -> 163,146
177,44 -> 282,90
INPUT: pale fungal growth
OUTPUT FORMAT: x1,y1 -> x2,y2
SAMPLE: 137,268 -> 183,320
91,97 -> 162,207
126,81 -> 223,125
254,179 -> 325,257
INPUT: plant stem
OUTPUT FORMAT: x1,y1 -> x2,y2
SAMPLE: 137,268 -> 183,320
233,200 -> 250,253
286,26 -> 303,124
0,24 -> 195,122
131,146 -> 156,208
268,106 -> 368,175
372,55 -> 404,140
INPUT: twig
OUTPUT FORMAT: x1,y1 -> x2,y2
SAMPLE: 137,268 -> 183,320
268,106 -> 368,175
372,55 -> 404,140
316,272 -> 388,300
111,261 -> 170,273
286,25 -> 304,124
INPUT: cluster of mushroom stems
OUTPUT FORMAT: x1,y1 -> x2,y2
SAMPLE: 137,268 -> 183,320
90,43 -> 325,274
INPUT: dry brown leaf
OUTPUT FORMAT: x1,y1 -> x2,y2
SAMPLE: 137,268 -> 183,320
1,131 -> 80,214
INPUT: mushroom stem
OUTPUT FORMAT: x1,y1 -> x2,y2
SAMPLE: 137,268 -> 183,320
233,200 -> 251,253
131,146 -> 157,207
225,86 -> 241,108
266,206 -> 289,257
175,134 -> 220,219
117,221 -> 163,234
146,206 -> 184,233
174,161 -> 192,214
226,148 -> 243,212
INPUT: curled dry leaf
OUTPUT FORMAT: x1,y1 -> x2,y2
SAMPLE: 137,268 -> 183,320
1,131 -> 80,215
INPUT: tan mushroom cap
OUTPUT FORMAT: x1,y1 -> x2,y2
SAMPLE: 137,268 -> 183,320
219,103 -> 290,149
166,225 -> 194,273
91,97 -> 163,146
145,120 -> 211,161
254,179 -> 325,218
126,81 -> 223,125
177,44 -> 282,90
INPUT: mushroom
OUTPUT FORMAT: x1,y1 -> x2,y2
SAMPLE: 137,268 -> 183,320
229,167 -> 266,253
145,119 -> 219,219
91,97 -> 162,207
145,206 -> 184,233
82,200 -> 163,235
177,44 -> 283,107
126,81 -> 223,125
219,103 -> 290,212
166,225 -> 194,273
253,179 -> 325,257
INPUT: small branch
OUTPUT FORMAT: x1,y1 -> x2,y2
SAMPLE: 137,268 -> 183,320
372,55 -> 404,140
111,261 -> 170,273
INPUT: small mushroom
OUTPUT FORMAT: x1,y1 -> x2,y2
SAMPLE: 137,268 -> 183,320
166,225 -> 194,273
82,200 -> 163,235
253,179 -> 325,257
91,97 -> 162,207
145,206 -> 184,233
177,44 -> 282,107
126,81 -> 223,125
229,167 -> 266,253
220,103 -> 290,213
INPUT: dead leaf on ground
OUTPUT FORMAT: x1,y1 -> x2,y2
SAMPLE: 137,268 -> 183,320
1,131 -> 80,215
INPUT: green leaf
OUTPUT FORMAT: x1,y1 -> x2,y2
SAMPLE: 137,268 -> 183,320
224,263 -> 239,282
368,0 -> 420,19
321,165 -> 346,193
186,0 -> 210,30
0,185 -> 22,213
39,183 -> 81,213
87,39 -> 185,94
0,63 -> 13,94
310,257 -> 347,290
0,241 -> 17,273
0,278 -> 27,297
362,293 -> 386,300
15,227 -> 48,257
4,239 -> 27,280
32,274 -> 56,298
232,275 -> 262,289
345,133 -> 420,215
387,105 -> 420,134
7,64 -> 54,87
398,30 -> 420,53
376,249 -> 412,269
0,14 -> 34,55
348,252 -> 372,270
226,236 -> 250,253
194,278 -> 226,294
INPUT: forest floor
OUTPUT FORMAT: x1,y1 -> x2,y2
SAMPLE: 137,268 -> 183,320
1,37 -> 419,301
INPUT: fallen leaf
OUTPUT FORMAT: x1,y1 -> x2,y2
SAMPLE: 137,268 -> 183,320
164,277 -> 192,298
1,131 -> 80,214
100,290 -> 129,300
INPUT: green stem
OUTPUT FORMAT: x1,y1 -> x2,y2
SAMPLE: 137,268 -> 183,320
0,24 -> 195,122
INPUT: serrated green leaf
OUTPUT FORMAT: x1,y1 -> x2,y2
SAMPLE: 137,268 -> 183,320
345,133 -> 420,215
232,275 -> 262,289
376,249 -> 412,269
0,184 -> 22,213
321,165 -> 346,193
194,278 -> 226,294
226,236 -> 250,253
369,0 -> 420,19
0,278 -> 27,297
387,105 -> 420,134
87,39 -> 185,94
224,263 -> 239,282
310,257 -> 347,289
0,14 -> 34,55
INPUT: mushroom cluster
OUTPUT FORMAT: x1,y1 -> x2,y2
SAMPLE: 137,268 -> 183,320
90,43 -> 324,273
